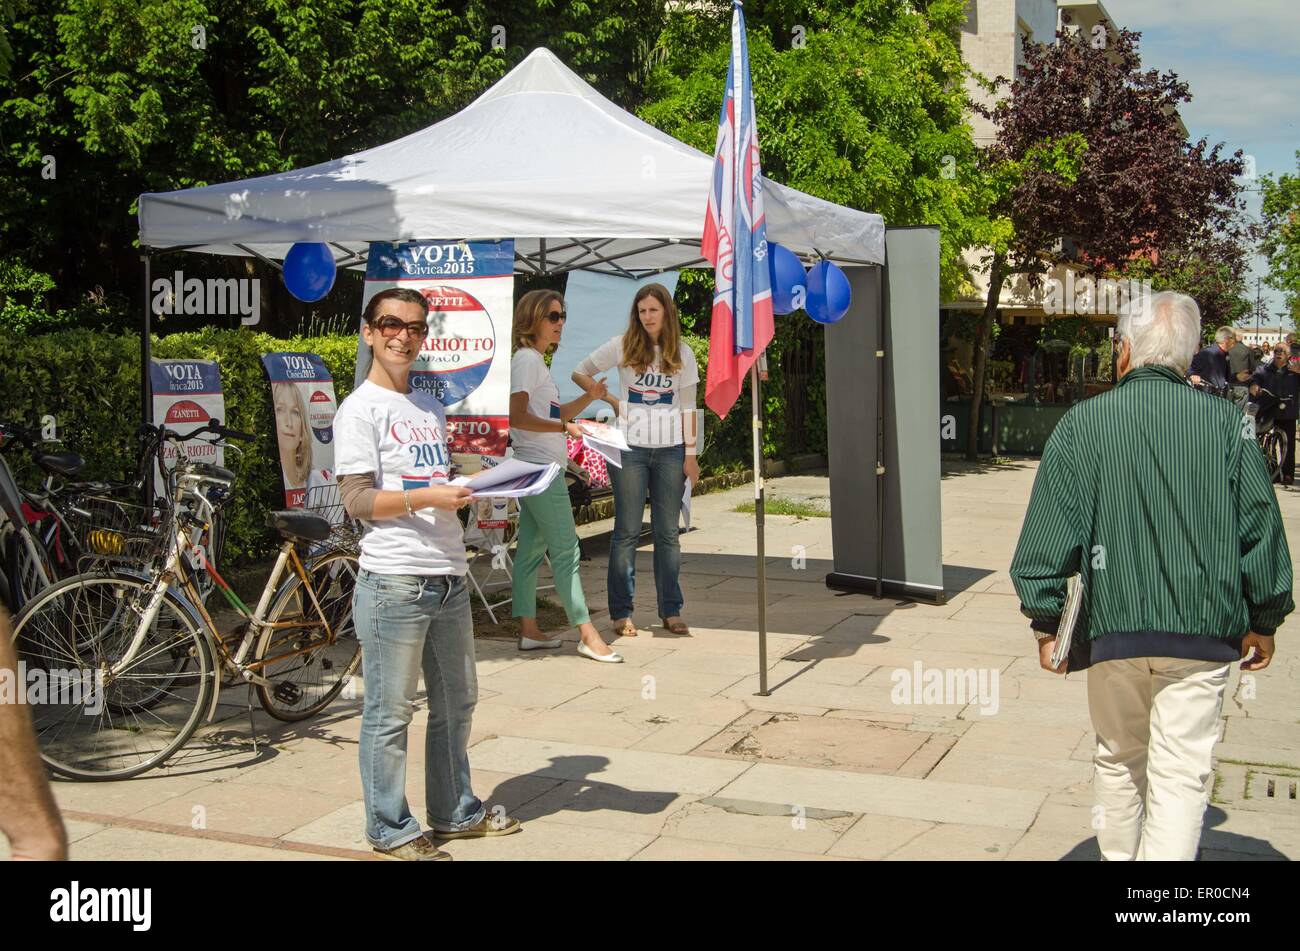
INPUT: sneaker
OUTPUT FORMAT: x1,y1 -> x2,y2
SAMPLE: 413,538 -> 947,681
431,814 -> 522,840
373,833 -> 452,861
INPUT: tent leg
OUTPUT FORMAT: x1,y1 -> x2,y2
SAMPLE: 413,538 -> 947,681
141,252 -> 153,427
140,252 -> 154,511
751,364 -> 769,697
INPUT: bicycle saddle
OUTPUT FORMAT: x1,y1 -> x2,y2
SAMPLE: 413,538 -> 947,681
35,451 -> 85,478
267,509 -> 332,543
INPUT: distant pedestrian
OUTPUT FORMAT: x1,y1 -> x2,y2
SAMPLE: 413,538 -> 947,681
1011,291 -> 1293,861
1226,334 -> 1256,406
1251,344 -> 1300,486
1187,326 -> 1233,392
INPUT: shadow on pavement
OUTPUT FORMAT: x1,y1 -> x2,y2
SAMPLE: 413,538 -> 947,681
488,755 -> 679,823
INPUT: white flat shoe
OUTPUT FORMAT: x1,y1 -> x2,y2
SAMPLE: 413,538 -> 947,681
577,641 -> 624,664
518,635 -> 563,651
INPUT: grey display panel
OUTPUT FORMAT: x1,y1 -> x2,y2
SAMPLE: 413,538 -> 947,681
825,226 -> 944,602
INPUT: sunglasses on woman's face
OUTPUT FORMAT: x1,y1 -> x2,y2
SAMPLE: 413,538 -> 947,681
372,315 -> 428,339
546,311 -> 567,323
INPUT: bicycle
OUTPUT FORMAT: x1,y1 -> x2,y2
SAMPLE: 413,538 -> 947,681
1246,386 -> 1290,483
0,421 -> 76,612
1,418 -> 235,605
8,420 -> 362,781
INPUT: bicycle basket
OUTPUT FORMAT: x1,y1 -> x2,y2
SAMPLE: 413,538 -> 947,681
302,482 -> 361,556
73,495 -> 174,567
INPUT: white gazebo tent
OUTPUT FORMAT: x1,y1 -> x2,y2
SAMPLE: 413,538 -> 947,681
139,47 -> 884,272
138,47 -> 893,692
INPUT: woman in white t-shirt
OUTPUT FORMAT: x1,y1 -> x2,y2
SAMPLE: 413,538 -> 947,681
335,287 -> 520,861
572,283 -> 699,638
508,290 -> 621,663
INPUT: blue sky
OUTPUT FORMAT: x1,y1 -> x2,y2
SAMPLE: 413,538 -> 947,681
1106,0 -> 1299,326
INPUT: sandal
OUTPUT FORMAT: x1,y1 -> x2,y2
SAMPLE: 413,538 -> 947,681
611,618 -> 637,637
661,616 -> 691,635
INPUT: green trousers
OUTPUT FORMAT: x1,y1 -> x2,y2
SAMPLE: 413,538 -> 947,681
511,475 -> 591,625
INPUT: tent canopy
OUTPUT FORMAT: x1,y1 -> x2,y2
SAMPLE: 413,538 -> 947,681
137,48 -> 884,275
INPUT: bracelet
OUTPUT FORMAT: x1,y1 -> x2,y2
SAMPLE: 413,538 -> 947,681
402,489 -> 414,516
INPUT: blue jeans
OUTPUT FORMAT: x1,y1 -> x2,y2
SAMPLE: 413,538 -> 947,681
353,570 -> 485,849
607,444 -> 685,620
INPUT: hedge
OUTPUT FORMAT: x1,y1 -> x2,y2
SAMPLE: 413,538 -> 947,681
1,327 -> 824,564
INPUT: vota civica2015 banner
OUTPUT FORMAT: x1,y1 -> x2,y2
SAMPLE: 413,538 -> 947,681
358,240 -> 513,457
149,359 -> 225,494
261,352 -> 339,510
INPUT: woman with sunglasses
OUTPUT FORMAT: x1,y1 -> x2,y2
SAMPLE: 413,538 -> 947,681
509,290 -> 622,662
335,287 -> 520,861
572,283 -> 699,638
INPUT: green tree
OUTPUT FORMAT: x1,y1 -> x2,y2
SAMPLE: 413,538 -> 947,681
966,21 -> 1244,459
640,0 -> 992,299
635,0 -> 998,454
0,1 -> 668,327
1260,151 -> 1300,321
1122,229 -> 1254,337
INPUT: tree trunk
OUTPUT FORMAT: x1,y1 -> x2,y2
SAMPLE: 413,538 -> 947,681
966,252 -> 1006,461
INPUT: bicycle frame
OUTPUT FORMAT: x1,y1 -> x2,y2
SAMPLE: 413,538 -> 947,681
107,481 -> 344,724
0,453 -> 53,607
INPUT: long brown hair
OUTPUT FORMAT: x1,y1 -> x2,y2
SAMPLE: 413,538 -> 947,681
621,283 -> 682,375
513,289 -> 564,353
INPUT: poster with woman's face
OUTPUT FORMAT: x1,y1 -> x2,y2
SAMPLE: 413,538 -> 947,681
261,353 -> 339,511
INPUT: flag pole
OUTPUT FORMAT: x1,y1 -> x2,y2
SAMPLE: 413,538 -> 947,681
752,362 -> 769,696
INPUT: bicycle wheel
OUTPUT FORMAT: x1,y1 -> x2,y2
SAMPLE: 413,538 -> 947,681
2,524 -> 53,611
1262,432 -> 1284,482
10,572 -> 216,781
255,549 -> 361,721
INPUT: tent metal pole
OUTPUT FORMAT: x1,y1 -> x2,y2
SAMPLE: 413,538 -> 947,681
140,251 -> 154,513
233,243 -> 285,271
751,363 -> 769,696
551,238 -> 619,270
540,238 -> 547,275
141,252 -> 153,427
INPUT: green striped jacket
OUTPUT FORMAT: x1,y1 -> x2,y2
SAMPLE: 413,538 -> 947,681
1010,365 -> 1293,667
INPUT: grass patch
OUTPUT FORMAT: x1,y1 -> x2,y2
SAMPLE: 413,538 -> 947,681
1217,758 -> 1300,772
733,497 -> 829,518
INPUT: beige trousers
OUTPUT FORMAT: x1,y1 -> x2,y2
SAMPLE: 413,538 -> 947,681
1087,656 -> 1231,861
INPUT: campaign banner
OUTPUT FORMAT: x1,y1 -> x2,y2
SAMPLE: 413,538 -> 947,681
261,352 -> 339,511
358,240 -> 513,457
150,359 -> 225,494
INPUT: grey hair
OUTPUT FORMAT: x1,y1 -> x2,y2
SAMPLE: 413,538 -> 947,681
1117,291 -> 1202,372
1214,326 -> 1234,346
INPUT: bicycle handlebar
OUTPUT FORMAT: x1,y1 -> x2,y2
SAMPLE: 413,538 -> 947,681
141,419 -> 255,445
0,420 -> 40,452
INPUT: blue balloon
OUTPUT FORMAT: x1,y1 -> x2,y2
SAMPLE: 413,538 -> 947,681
804,260 -> 852,324
768,242 -> 807,315
283,242 -> 337,303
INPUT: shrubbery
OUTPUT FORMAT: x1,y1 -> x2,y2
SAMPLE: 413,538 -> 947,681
2,328 -> 820,565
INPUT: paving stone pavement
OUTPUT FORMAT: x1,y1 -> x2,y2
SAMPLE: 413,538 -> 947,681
7,461 -> 1298,861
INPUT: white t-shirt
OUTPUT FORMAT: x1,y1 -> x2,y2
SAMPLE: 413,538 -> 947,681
334,380 -> 467,576
576,335 -> 699,448
509,348 -> 567,466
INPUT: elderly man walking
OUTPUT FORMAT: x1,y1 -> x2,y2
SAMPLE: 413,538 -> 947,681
1010,291 -> 1293,861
